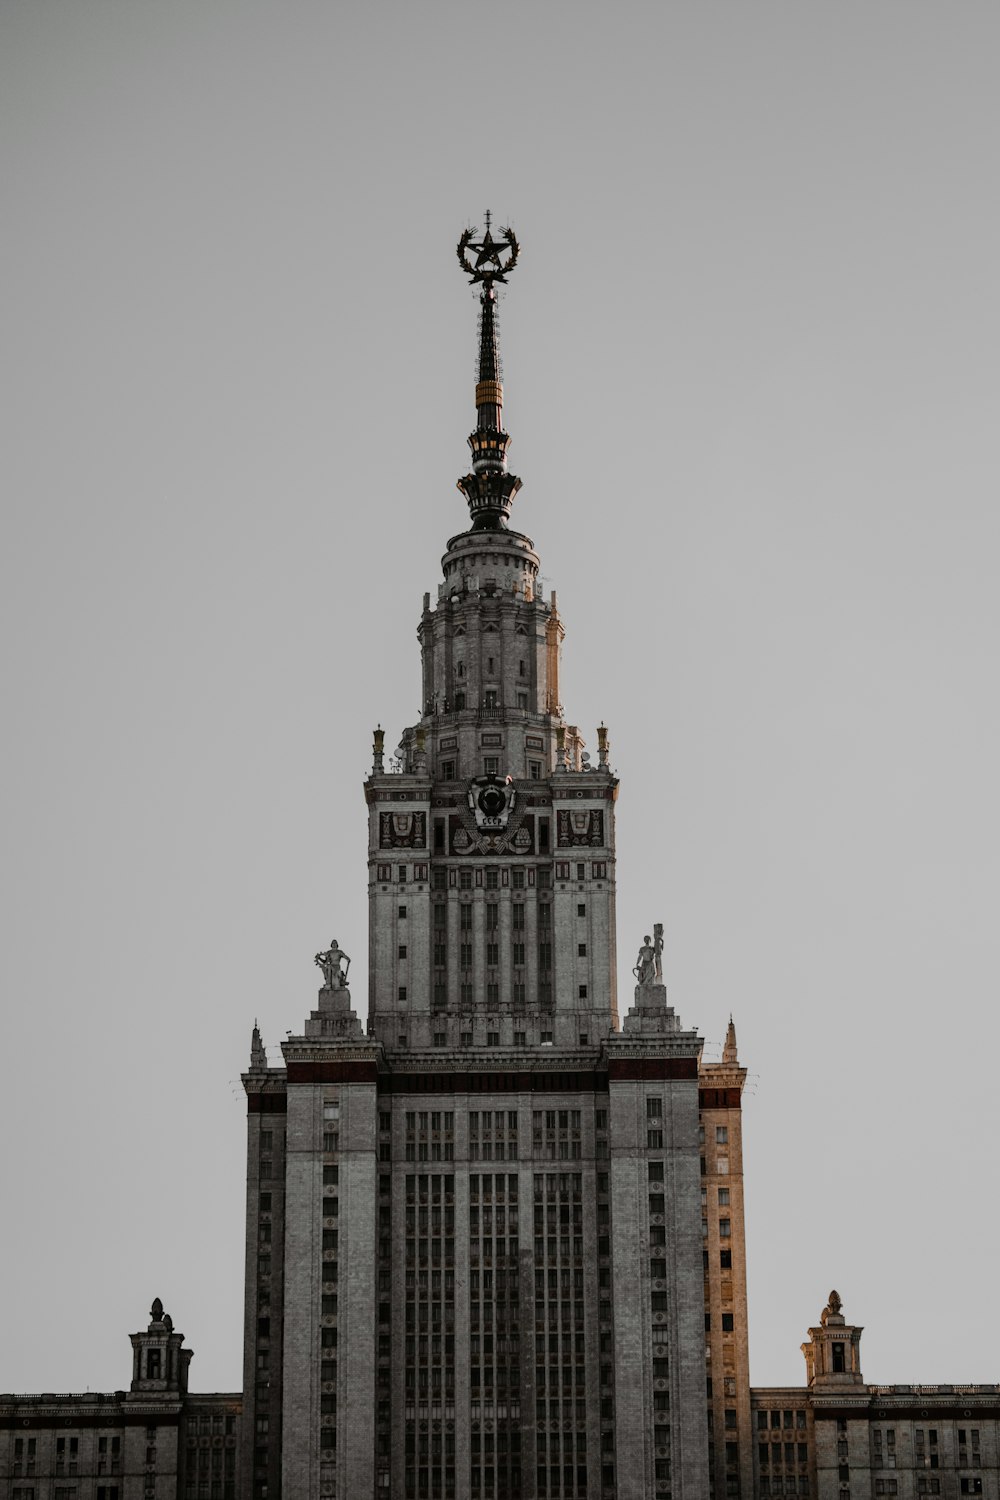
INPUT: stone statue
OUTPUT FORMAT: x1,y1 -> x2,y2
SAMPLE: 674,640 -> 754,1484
315,939 -> 351,990
653,923 -> 664,981
634,935 -> 656,986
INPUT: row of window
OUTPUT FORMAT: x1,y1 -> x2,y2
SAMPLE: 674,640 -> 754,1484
383,864 -> 557,887
759,1442 -> 810,1465
757,1410 -> 808,1429
12,1492 -> 120,1500
381,864 -> 611,889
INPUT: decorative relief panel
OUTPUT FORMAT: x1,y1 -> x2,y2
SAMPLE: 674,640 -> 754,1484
379,811 -> 427,849
557,809 -> 604,847
449,804 -> 534,856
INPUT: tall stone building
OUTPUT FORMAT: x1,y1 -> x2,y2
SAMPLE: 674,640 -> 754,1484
240,218 -> 711,1500
2,223 -> 998,1500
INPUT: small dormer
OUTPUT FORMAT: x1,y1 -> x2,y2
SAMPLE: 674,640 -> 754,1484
801,1289 -> 865,1388
130,1298 -> 192,1394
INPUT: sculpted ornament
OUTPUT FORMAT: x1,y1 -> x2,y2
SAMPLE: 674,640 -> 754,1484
315,939 -> 351,990
457,212 -> 520,288
634,925 -> 664,986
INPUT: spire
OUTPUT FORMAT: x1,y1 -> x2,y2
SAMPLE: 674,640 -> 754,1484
456,213 -> 523,531
250,1022 -> 267,1072
723,1015 -> 739,1064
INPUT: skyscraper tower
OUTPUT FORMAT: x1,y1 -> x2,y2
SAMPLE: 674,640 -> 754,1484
241,221 -> 712,1500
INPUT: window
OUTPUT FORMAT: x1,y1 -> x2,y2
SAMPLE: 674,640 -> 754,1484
517,692 -> 528,710
722,1313 -> 734,1331
511,868 -> 525,888
578,984 -> 588,999
647,1098 -> 662,1117
718,1188 -> 730,1205
716,1127 -> 728,1144
441,760 -> 455,780
397,986 -> 407,1002
578,943 -> 587,957
719,1219 -> 731,1238
398,905 -> 407,918
484,756 -> 499,776
529,761 -> 542,780
398,944 -> 407,958
720,1249 -> 732,1268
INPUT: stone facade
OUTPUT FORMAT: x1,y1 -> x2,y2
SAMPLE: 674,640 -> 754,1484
0,1302 -> 241,1500
752,1295 -> 1000,1498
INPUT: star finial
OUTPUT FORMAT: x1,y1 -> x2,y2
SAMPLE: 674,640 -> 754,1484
457,216 -> 520,287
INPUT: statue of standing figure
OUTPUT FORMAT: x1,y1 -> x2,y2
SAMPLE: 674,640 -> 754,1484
634,925 -> 665,986
315,939 -> 351,990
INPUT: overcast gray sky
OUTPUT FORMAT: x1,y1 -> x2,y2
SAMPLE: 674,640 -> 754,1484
3,1 -> 998,1395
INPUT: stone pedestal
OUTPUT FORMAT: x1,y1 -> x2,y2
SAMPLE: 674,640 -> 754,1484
621,980 -> 679,1035
303,984 -> 364,1039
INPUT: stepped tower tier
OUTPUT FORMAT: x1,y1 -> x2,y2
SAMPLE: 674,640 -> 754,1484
364,217 -> 622,1053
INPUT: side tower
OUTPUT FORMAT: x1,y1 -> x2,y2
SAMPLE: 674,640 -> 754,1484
699,1019 -> 753,1499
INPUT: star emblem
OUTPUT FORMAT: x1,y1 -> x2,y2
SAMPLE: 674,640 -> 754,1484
457,219 -> 520,287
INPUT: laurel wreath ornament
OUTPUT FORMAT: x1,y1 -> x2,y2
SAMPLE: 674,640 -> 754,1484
457,226 -> 520,285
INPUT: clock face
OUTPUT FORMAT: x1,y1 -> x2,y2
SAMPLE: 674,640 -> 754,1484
468,774 -> 516,831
